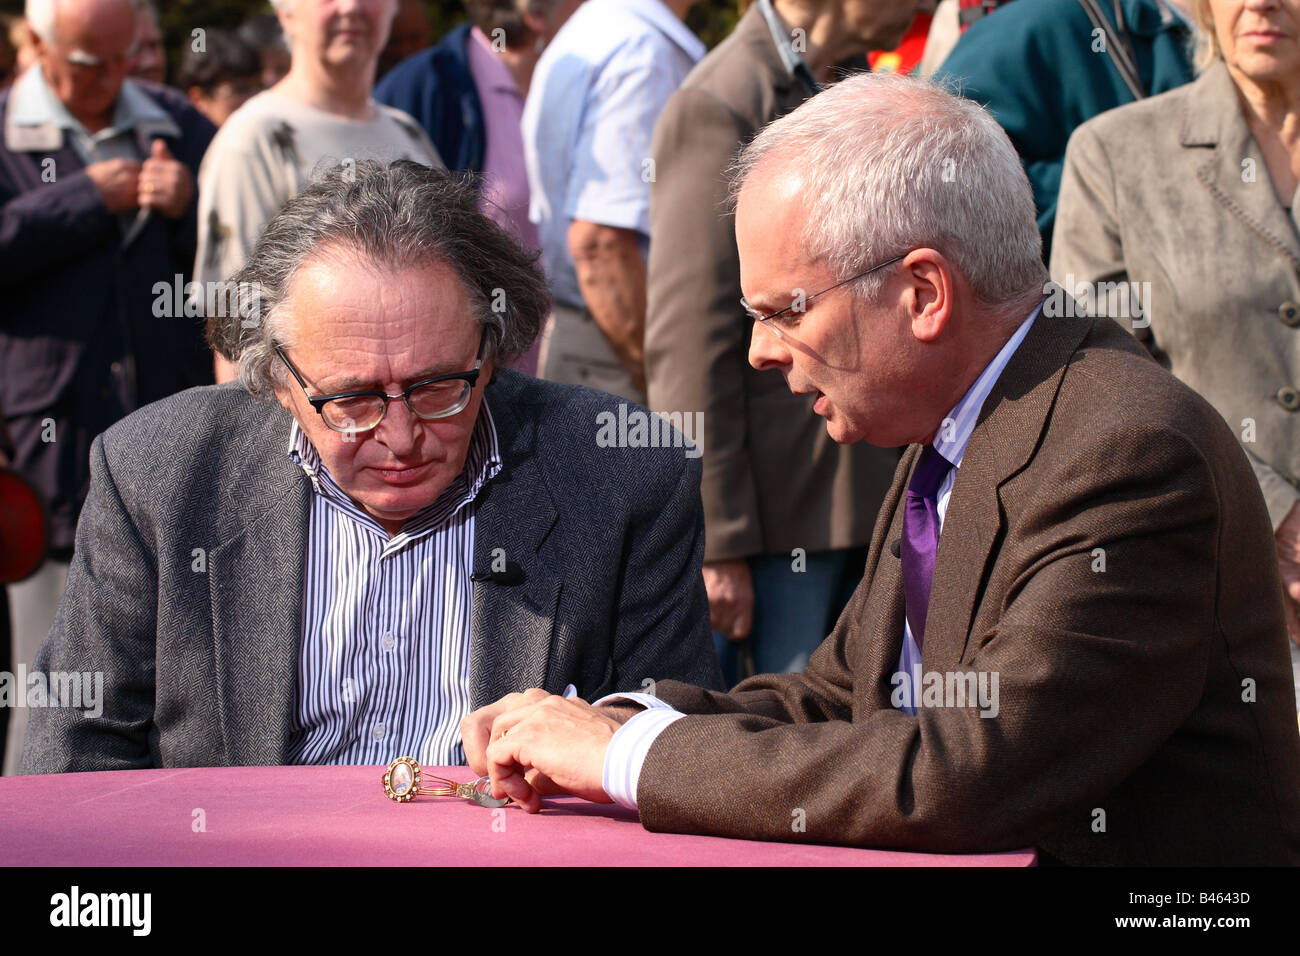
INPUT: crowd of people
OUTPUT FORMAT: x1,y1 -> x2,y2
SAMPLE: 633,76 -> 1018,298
2,0 -> 1299,863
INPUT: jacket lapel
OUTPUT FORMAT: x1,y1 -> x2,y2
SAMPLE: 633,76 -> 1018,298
858,468 -> 910,709
468,376 -> 561,708
1185,61 -> 1300,271
208,402 -> 310,765
924,307 -> 1095,666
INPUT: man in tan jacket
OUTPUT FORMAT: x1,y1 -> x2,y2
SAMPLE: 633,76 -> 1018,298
462,73 -> 1300,865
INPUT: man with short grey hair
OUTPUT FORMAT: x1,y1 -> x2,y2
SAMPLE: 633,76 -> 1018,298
647,0 -> 922,684
1,0 -> 214,776
23,160 -> 720,774
463,73 -> 1300,865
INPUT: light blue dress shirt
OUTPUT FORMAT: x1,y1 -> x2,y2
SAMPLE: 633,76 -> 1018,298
599,303 -> 1043,808
520,0 -> 705,308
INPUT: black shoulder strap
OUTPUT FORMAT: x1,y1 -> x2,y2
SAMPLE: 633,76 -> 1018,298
1076,0 -> 1147,100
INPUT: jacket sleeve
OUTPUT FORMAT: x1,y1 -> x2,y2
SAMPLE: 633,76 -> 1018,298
645,88 -> 763,561
161,106 -> 216,278
635,424 -> 1226,851
0,170 -> 115,291
21,431 -> 158,773
650,561 -> 866,722
611,449 -> 724,693
373,34 -> 480,172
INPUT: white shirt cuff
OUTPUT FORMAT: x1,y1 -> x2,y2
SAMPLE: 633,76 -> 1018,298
599,700 -> 685,810
593,691 -> 676,711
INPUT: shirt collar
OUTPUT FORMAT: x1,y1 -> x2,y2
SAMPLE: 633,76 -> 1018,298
931,301 -> 1042,469
467,25 -> 523,96
756,0 -> 820,96
605,0 -> 707,63
5,66 -> 179,152
287,402 -> 503,539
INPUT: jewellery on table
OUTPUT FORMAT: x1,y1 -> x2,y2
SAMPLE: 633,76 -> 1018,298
382,756 -> 510,808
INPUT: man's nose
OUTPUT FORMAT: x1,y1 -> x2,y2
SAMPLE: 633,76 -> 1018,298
748,320 -> 791,372
374,398 -> 422,456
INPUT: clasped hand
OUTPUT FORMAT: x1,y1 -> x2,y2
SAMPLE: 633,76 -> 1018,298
459,690 -> 635,813
86,139 -> 192,219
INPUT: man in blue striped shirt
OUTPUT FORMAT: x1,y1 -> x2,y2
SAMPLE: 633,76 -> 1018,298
22,159 -> 721,774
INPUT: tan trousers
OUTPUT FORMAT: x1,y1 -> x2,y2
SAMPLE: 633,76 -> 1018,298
539,303 -> 646,405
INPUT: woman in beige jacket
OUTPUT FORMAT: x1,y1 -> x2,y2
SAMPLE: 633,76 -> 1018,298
1053,0 -> 1300,693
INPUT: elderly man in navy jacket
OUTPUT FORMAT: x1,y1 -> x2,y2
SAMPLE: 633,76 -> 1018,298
0,0 -> 214,775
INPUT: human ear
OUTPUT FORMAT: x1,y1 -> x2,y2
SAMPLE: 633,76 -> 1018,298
904,249 -> 952,344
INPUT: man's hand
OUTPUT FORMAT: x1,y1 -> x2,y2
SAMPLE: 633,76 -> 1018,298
1276,502 -> 1300,648
138,139 -> 193,219
703,558 -> 754,641
462,692 -> 635,813
460,688 -> 552,777
85,158 -> 142,214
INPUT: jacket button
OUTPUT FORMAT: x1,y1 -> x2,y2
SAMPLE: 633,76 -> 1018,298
1277,386 -> 1300,411
1280,302 -> 1300,327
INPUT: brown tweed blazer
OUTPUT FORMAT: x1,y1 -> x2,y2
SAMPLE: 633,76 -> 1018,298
637,308 -> 1300,865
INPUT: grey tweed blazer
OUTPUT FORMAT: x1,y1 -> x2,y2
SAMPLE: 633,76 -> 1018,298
22,370 -> 721,772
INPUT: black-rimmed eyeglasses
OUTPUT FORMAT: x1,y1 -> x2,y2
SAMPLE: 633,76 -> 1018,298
740,254 -> 906,330
275,328 -> 488,435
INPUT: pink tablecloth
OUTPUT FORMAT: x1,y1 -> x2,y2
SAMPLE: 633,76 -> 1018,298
0,765 -> 1036,866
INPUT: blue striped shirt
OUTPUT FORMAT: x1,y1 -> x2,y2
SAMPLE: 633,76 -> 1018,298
284,406 -> 501,766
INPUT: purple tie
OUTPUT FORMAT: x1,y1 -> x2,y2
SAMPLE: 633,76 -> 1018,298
901,444 -> 954,651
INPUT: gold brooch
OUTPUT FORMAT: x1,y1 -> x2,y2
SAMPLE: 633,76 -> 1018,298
383,756 -> 509,807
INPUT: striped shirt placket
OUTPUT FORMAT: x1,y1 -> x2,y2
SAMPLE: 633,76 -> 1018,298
284,405 -> 501,767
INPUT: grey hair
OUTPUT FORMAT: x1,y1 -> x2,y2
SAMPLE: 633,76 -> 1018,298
732,72 -> 1046,307
26,0 -> 140,43
24,0 -> 54,42
210,160 -> 551,401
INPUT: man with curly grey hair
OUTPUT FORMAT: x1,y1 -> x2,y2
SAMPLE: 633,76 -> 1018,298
23,160 -> 721,774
